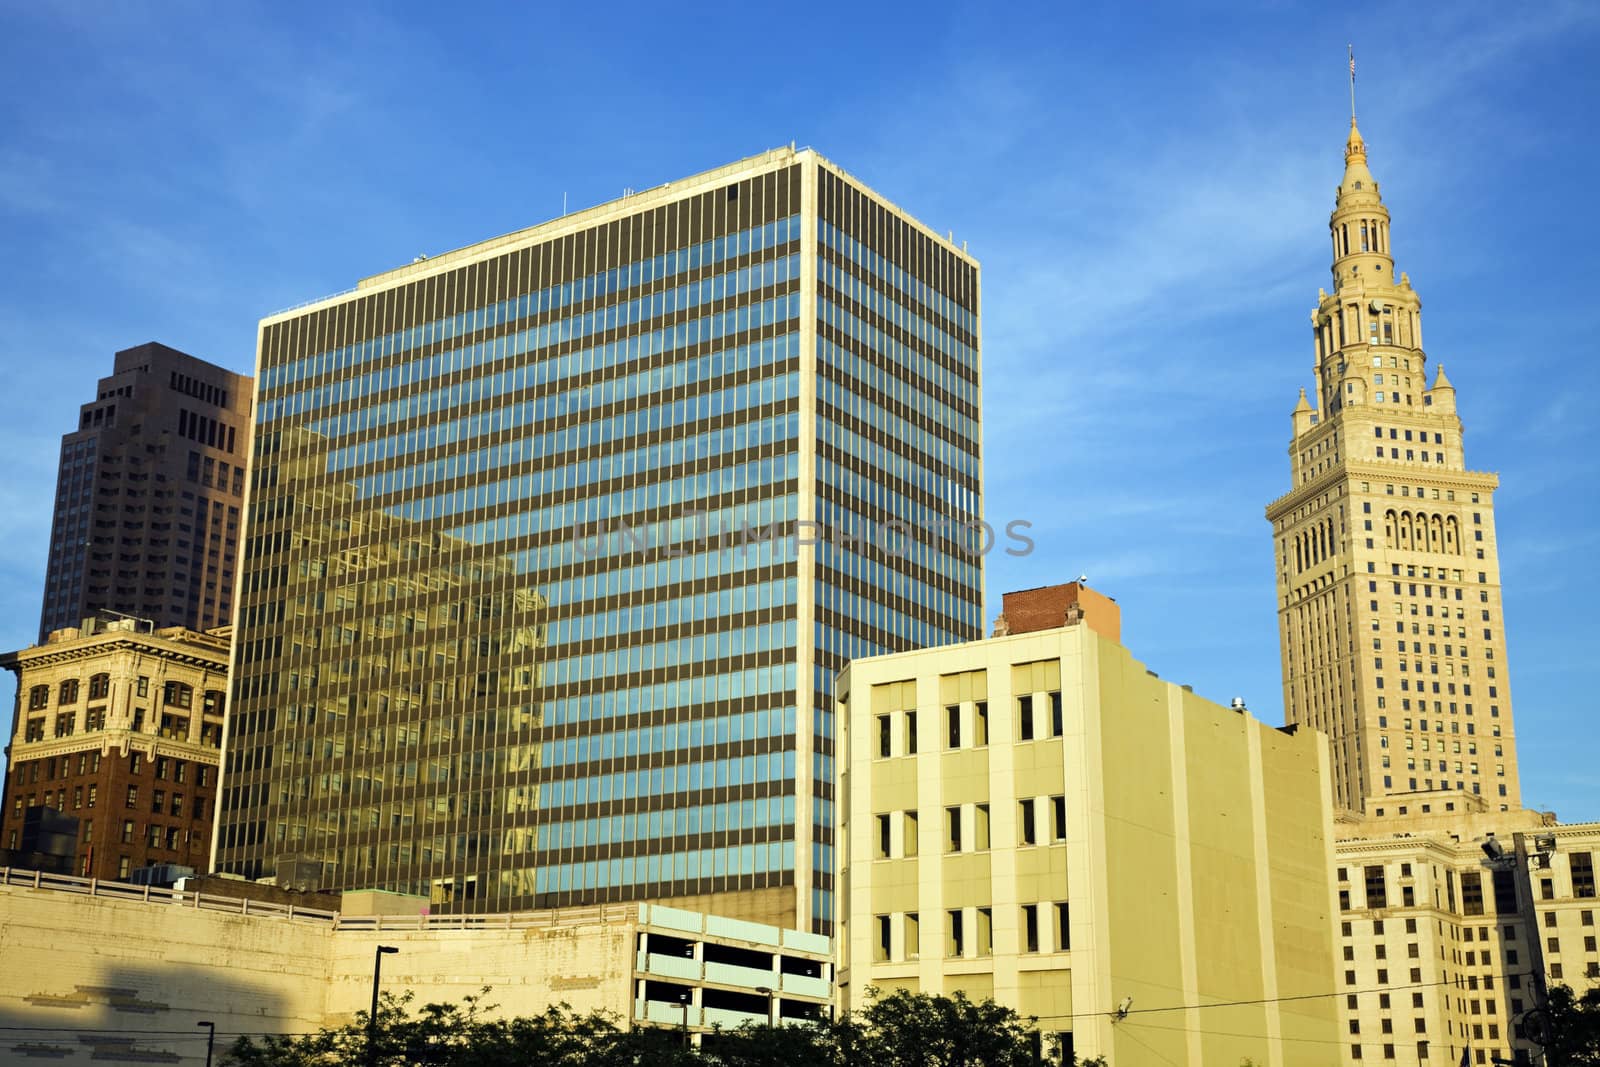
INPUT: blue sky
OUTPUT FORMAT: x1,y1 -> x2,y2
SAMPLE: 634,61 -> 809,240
1,1 -> 1596,816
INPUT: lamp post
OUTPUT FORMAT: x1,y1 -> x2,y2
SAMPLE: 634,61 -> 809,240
368,946 -> 399,1067
755,985 -> 777,1027
196,1020 -> 215,1067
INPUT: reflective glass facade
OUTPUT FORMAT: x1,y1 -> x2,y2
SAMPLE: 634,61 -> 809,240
216,150 -> 982,930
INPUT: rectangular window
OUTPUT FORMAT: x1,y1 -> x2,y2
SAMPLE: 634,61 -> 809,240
1366,865 -> 1388,909
1051,795 -> 1067,841
876,814 -> 892,858
946,806 -> 962,852
1022,904 -> 1040,953
877,715 -> 891,758
903,812 -> 918,857
875,915 -> 891,962
975,701 -> 989,746
125,786 -> 138,809
1019,799 -> 1037,846
1017,695 -> 1034,740
1055,902 -> 1070,951
904,913 -> 920,960
977,907 -> 993,956
975,804 -> 990,850
904,711 -> 918,755
1462,872 -> 1485,916
1049,691 -> 1063,736
946,705 -> 961,748
1573,853 -> 1597,898
947,910 -> 965,957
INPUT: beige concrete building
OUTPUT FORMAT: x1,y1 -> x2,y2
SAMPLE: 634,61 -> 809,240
0,869 -> 830,1064
1,618 -> 229,882
836,583 -> 1341,1065
1266,115 -> 1520,815
1332,800 -> 1600,1065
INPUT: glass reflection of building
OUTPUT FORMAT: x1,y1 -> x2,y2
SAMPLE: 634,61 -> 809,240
216,149 -> 983,931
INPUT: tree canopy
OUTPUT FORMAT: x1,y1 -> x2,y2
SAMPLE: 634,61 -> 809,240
222,986 -> 1109,1067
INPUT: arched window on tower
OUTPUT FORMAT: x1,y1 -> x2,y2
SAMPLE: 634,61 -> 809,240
1361,222 -> 1369,252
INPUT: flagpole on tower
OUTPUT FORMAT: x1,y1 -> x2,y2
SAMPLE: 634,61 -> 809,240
1348,44 -> 1358,122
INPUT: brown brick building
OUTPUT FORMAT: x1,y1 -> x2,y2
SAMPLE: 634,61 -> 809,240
38,341 -> 251,642
1,619 -> 227,881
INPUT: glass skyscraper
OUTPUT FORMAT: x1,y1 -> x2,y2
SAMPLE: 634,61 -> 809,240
215,148 -> 982,931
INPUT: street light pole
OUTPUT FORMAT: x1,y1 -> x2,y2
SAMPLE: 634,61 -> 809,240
196,1020 -> 215,1067
755,985 -> 777,1027
368,945 -> 399,1067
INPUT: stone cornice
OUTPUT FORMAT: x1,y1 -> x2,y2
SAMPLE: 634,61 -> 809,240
1266,461 -> 1500,519
2,633 -> 229,675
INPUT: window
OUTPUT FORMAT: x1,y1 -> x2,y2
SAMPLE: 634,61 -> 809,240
87,785 -> 96,808
975,701 -> 989,746
156,757 -> 170,780
1462,872 -> 1485,916
1573,853 -> 1596,898
27,685 -> 48,710
975,804 -> 991,850
876,814 -> 891,858
947,910 -> 965,957
130,753 -> 143,774
152,790 -> 165,814
121,820 -> 134,844
1022,904 -> 1040,952
1049,691 -> 1063,736
1018,695 -> 1034,741
118,856 -> 131,880
88,673 -> 110,700
875,915 -> 891,962
59,678 -> 80,704
903,812 -> 918,857
877,716 -> 891,758
946,807 -> 962,852
1366,865 -> 1388,909
904,913 -> 920,959
1019,799 -> 1037,846
163,681 -> 193,708
1055,902 -> 1070,950
125,786 -> 138,808
904,711 -> 918,755
1051,795 -> 1067,841
946,705 -> 961,748
977,907 -> 993,956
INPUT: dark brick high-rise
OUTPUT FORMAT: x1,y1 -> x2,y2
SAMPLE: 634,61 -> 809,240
38,342 -> 252,641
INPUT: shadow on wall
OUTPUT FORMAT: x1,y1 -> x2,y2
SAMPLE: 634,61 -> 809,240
0,960 -> 305,1066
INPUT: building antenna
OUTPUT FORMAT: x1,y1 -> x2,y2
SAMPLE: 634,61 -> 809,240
1348,44 -> 1357,122
562,191 -> 568,217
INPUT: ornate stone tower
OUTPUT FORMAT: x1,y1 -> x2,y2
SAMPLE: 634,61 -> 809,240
1266,116 -> 1521,815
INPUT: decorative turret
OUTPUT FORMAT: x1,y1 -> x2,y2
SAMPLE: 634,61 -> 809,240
1427,363 -> 1457,415
1292,387 -> 1316,436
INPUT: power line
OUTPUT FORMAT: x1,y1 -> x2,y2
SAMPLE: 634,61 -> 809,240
1028,971 -> 1535,1023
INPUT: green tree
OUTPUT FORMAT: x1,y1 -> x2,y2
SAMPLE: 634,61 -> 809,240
222,986 -> 1089,1067
1538,982 -> 1600,1066
842,987 -> 1038,1067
